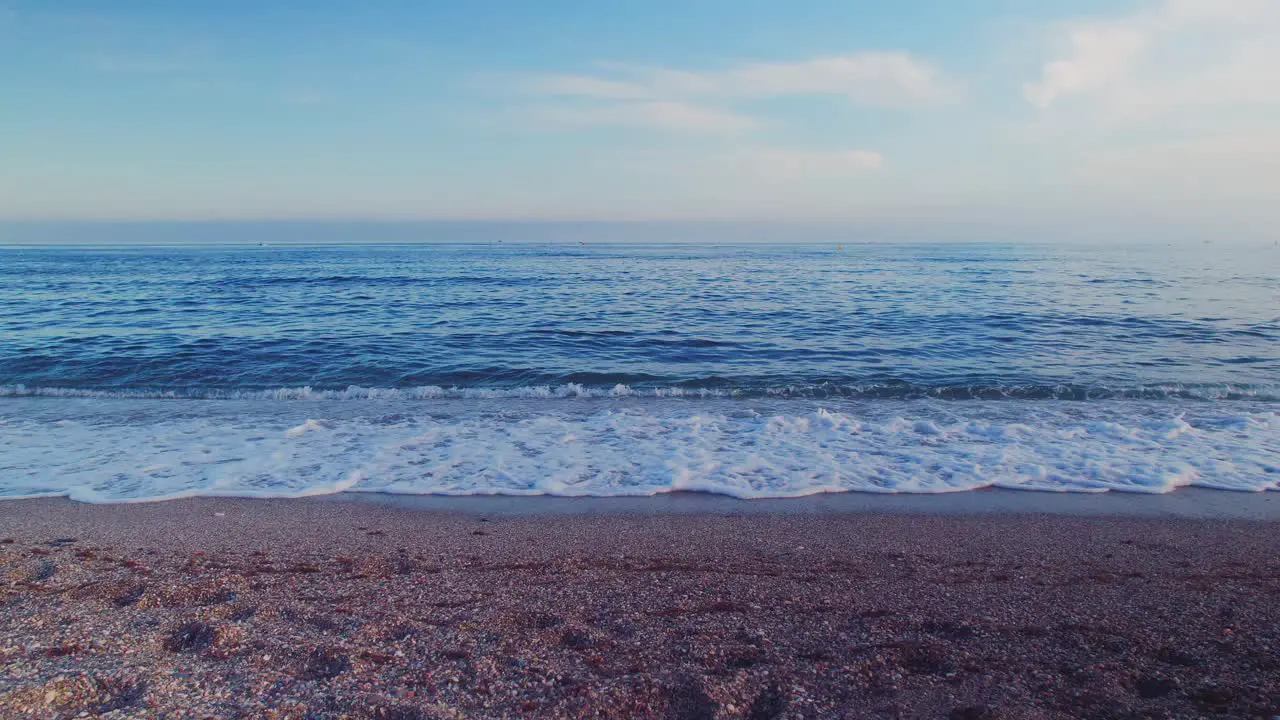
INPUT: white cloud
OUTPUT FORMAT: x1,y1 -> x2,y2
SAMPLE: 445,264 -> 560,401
1023,26 -> 1146,109
534,101 -> 757,135
511,54 -> 899,206
526,52 -> 958,108
726,54 -> 958,107
1161,0 -> 1278,24
1025,0 -> 1280,112
1014,0 -> 1280,229
517,51 -> 952,143
524,74 -> 652,100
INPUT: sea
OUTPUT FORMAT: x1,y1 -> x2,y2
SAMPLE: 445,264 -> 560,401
1,240 -> 1277,502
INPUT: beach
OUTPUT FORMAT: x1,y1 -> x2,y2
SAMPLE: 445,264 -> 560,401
7,0 -> 1280,714
2,494 -> 1278,719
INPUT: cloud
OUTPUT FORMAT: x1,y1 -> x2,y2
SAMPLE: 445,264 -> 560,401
1022,26 -> 1146,109
724,54 -> 959,107
518,51 -> 955,141
526,52 -> 959,108
524,74 -> 652,100
534,101 -> 757,134
1025,0 -> 1280,112
1016,0 -> 1280,226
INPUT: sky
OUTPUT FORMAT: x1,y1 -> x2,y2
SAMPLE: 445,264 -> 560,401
2,0 -> 1279,240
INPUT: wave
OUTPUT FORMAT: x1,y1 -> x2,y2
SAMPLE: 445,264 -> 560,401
2,382 -> 1278,402
2,400 -> 1276,502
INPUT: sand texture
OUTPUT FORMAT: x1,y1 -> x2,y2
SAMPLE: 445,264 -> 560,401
1,498 -> 1278,719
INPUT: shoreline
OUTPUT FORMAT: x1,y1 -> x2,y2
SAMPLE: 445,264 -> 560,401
2,484 -> 1279,523
335,485 -> 1280,520
3,495 -> 1279,717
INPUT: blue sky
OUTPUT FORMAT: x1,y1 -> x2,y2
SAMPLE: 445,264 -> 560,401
2,0 -> 1279,239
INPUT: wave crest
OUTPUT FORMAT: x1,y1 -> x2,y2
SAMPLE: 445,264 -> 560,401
1,382 -> 1276,402
2,402 -> 1276,502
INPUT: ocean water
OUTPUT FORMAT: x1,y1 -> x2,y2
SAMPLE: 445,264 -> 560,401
1,241 -> 1277,502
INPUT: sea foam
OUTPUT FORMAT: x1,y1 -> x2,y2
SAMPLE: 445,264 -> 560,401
1,382 -> 1274,401
1,397 -> 1275,503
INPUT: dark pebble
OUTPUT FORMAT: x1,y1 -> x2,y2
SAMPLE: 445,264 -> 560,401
31,559 -> 57,582
164,621 -> 217,653
667,676 -> 718,720
111,586 -> 146,608
229,605 -> 258,622
560,629 -> 594,649
92,679 -> 148,714
370,706 -> 426,720
1134,675 -> 1178,699
1154,645 -> 1201,667
298,647 -> 352,681
949,707 -> 992,720
899,642 -> 953,675
748,683 -> 787,720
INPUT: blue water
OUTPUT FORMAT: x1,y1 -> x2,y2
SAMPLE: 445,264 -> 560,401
2,242 -> 1277,501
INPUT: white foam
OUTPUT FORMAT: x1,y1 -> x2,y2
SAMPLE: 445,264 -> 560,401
1,397 -> 1276,503
286,419 -> 330,437
2,382 -> 1274,402
0,383 -> 693,401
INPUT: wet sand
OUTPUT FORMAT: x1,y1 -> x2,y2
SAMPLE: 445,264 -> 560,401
1,496 -> 1278,719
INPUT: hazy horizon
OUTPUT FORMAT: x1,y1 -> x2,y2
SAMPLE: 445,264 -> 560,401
4,218 -> 1280,247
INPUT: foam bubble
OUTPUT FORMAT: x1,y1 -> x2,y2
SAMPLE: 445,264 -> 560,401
285,419 -> 330,437
1,397 -> 1275,502
2,382 -> 1276,402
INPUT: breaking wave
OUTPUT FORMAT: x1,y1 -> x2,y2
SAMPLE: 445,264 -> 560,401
3,382 -> 1277,402
1,396 -> 1276,502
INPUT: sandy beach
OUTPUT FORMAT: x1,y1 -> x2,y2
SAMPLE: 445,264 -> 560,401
2,495 -> 1278,719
